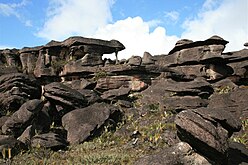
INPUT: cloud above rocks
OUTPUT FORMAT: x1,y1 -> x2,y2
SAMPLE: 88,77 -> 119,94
37,0 -> 179,59
182,0 -> 248,52
36,0 -> 247,59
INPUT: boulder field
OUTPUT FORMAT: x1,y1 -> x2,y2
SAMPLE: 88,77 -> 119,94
0,36 -> 247,164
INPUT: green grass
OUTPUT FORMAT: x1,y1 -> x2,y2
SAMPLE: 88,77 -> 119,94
231,119 -> 248,147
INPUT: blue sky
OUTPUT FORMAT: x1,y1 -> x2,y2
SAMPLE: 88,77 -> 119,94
0,0 -> 247,59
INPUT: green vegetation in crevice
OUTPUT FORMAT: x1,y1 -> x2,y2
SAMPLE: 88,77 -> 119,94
93,70 -> 108,81
214,85 -> 232,94
51,59 -> 68,74
231,119 -> 248,147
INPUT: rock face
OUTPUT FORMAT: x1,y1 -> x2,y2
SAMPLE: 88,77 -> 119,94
175,108 -> 241,163
0,73 -> 42,114
0,35 -> 247,164
62,102 -> 120,144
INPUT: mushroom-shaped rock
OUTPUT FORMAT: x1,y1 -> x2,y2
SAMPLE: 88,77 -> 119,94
169,35 -> 228,55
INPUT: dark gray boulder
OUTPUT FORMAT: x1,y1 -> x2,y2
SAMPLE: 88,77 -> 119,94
175,108 -> 241,163
43,82 -> 88,111
62,102 -> 120,144
2,99 -> 44,137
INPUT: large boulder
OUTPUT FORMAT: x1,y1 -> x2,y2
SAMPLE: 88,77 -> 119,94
0,73 -> 42,114
43,82 -> 88,111
175,108 -> 241,163
2,99 -> 44,137
62,102 -> 120,144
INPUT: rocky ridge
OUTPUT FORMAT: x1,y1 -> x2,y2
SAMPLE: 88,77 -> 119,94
0,36 -> 247,164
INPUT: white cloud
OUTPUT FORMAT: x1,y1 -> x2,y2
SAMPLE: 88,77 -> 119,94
164,11 -> 180,23
202,0 -> 222,10
0,3 -> 19,17
37,0 -> 114,40
94,17 -> 179,59
182,0 -> 248,52
37,0 -> 179,60
0,0 -> 32,27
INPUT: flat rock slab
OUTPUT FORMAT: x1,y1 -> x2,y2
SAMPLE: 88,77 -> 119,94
175,108 -> 241,163
43,82 -> 88,111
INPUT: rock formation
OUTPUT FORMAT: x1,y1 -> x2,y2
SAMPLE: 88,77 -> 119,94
0,35 -> 247,164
